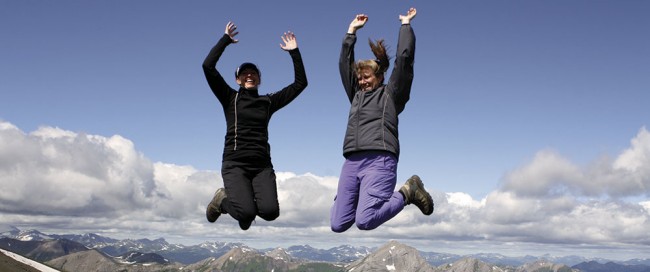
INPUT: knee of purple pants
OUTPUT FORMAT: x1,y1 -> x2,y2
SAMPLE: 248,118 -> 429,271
355,217 -> 381,231
331,220 -> 354,233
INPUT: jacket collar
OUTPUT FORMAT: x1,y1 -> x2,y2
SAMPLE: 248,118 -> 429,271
238,87 -> 260,97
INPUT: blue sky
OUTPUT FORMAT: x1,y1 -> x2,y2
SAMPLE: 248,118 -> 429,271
1,0 -> 650,260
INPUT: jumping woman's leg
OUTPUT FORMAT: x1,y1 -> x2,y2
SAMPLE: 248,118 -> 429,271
251,166 -> 280,222
221,161 -> 257,227
355,153 -> 404,230
330,156 -> 363,233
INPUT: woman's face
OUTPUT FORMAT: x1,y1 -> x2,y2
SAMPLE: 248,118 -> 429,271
357,68 -> 383,92
236,68 -> 260,90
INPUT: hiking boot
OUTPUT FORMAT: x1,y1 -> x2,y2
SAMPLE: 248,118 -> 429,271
399,175 -> 434,215
206,188 -> 227,223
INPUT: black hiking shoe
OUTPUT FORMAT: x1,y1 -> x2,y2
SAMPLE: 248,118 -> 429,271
399,175 -> 434,215
206,188 -> 227,223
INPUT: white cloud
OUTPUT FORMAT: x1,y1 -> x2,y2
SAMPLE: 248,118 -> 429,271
0,120 -> 342,242
614,127 -> 650,172
0,123 -> 158,216
642,201 -> 650,213
151,162 -> 220,219
276,173 -> 337,227
1,120 -> 650,258
447,192 -> 484,209
501,127 -> 650,198
500,150 -> 584,197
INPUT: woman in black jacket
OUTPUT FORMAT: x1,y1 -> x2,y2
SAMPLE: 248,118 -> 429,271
203,21 -> 308,230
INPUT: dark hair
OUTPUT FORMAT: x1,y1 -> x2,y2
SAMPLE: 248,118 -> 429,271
369,38 -> 390,74
353,39 -> 391,83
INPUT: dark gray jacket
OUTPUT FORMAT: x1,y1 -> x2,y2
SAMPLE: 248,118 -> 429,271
339,24 -> 415,158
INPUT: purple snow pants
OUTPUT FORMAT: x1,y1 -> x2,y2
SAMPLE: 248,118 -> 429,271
330,151 -> 405,232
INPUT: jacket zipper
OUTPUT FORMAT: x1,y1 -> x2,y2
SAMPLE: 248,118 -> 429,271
233,92 -> 239,151
382,92 -> 389,150
355,91 -> 363,149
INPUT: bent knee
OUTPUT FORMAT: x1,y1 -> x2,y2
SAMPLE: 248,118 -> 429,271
331,221 -> 354,233
239,212 -> 257,223
355,219 -> 380,231
232,207 -> 257,223
257,207 -> 279,221
331,224 -> 349,233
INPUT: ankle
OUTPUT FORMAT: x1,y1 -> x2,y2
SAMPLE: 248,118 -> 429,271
398,189 -> 408,205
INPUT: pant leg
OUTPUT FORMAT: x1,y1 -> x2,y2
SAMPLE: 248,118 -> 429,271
355,153 -> 404,230
330,157 -> 362,233
221,161 -> 257,224
251,166 -> 280,221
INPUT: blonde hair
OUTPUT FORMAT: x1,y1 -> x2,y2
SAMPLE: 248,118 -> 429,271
355,38 -> 390,80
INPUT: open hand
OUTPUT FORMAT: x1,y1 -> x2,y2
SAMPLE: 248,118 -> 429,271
225,21 -> 239,43
399,7 -> 417,24
351,14 -> 368,29
280,31 -> 297,51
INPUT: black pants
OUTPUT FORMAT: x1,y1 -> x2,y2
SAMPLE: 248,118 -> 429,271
220,160 -> 280,228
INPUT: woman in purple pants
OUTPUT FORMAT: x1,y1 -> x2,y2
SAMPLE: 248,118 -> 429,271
330,8 -> 434,233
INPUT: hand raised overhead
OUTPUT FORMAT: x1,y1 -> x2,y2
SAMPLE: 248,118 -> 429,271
399,7 -> 417,24
348,14 -> 368,34
280,31 -> 298,51
225,21 -> 239,43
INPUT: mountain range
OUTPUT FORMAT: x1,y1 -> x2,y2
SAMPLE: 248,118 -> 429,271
1,227 -> 649,272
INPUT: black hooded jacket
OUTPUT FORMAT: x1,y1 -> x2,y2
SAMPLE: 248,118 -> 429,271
203,34 -> 308,163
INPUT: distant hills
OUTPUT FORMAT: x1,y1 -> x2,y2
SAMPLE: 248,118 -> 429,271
1,227 -> 649,272
0,248 -> 52,272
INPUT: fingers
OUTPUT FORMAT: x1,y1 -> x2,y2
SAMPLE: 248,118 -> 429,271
408,7 -> 417,17
356,14 -> 368,22
225,21 -> 237,33
281,31 -> 296,44
279,31 -> 297,50
404,7 -> 416,18
225,21 -> 238,34
284,31 -> 295,41
225,21 -> 239,42
399,7 -> 417,23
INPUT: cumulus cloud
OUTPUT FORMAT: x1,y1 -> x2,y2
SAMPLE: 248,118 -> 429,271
332,127 -> 650,249
0,123 -> 155,216
275,172 -> 337,227
457,127 -> 650,246
0,122 -> 209,222
501,127 -> 650,198
1,120 -> 650,256
0,120 -> 339,242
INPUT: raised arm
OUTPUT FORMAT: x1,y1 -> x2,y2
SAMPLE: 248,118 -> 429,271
339,14 -> 368,102
202,22 -> 239,104
268,31 -> 308,113
386,8 -> 416,113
